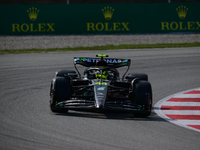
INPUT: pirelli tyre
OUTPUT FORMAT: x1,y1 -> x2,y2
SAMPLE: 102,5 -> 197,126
50,77 -> 71,113
126,73 -> 148,82
133,80 -> 152,117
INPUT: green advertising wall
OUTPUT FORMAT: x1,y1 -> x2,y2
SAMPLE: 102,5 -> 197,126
0,3 -> 199,35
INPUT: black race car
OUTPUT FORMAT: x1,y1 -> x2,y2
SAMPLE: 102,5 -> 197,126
50,54 -> 152,117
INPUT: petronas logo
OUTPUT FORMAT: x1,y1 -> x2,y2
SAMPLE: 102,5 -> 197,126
27,7 -> 39,21
102,6 -> 114,20
176,5 -> 188,19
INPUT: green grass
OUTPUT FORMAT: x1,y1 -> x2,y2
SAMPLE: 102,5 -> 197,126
1,42 -> 200,55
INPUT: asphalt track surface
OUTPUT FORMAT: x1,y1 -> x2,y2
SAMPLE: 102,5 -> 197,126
0,48 -> 200,150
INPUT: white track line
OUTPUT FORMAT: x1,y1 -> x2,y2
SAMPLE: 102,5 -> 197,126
161,102 -> 200,106
173,94 -> 200,98
160,110 -> 200,115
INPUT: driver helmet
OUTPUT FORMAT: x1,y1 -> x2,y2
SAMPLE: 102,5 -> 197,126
95,71 -> 109,79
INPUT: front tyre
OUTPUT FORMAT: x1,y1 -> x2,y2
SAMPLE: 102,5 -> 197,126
133,80 -> 152,117
50,77 -> 71,113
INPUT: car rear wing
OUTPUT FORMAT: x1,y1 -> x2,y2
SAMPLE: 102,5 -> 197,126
74,57 -> 131,68
73,56 -> 131,80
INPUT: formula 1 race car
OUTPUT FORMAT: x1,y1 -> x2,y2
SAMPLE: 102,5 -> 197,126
50,54 -> 152,117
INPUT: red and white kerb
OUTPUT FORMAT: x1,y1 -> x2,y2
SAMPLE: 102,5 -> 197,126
154,88 -> 200,132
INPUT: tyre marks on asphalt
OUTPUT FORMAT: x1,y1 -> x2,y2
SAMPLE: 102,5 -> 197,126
154,88 -> 200,132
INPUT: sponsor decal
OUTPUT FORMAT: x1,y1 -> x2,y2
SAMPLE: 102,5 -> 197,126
176,5 -> 188,19
87,6 -> 130,32
78,57 -> 124,63
97,87 -> 106,90
102,6 -> 114,20
27,7 -> 39,21
161,5 -> 200,31
12,7 -> 55,33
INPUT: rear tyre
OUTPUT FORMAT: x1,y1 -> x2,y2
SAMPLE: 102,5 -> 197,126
50,77 -> 71,113
133,80 -> 152,117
